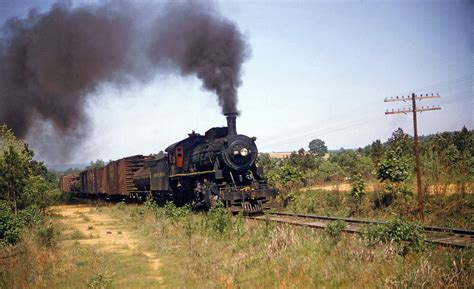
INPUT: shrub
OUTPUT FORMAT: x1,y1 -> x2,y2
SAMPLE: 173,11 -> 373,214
266,163 -> 303,186
206,202 -> 233,235
350,174 -> 366,201
35,222 -> 57,247
162,202 -> 191,221
129,207 -> 145,218
115,201 -> 126,210
0,202 -> 42,245
325,220 -> 346,243
361,218 -> 425,252
86,272 -> 113,288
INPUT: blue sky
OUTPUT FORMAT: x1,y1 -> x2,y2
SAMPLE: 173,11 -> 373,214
1,0 -> 472,164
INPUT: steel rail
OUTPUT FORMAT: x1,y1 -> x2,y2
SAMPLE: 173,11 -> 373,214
249,212 -> 473,249
270,212 -> 474,236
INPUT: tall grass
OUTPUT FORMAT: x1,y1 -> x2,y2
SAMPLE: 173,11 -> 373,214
286,189 -> 473,229
114,202 -> 473,288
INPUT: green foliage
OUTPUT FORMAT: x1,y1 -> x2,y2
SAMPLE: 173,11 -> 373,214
86,272 -> 113,288
205,202 -> 233,235
129,207 -> 145,218
317,161 -> 344,182
115,201 -> 126,210
267,163 -> 303,186
256,153 -> 277,173
350,174 -> 366,201
0,126 -> 60,245
377,149 -> 411,183
162,202 -> 192,221
329,149 -> 375,178
0,146 -> 31,211
86,159 -> 106,169
325,220 -> 346,242
387,128 -> 413,156
35,222 -> 57,247
0,201 -> 42,245
308,138 -> 328,156
0,125 -> 25,156
361,218 -> 424,251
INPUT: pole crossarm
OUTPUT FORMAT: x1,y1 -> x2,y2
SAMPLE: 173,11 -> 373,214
385,106 -> 441,115
384,93 -> 440,102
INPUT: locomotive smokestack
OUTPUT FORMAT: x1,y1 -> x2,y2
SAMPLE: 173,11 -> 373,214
225,113 -> 237,136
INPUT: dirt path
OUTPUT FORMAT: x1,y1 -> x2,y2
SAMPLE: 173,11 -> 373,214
51,204 -> 162,278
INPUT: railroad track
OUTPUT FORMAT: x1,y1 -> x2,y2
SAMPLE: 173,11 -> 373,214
249,212 -> 473,249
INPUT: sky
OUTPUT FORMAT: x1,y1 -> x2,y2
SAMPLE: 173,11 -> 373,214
0,0 -> 472,164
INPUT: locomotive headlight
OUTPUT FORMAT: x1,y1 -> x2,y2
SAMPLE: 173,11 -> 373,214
240,148 -> 249,156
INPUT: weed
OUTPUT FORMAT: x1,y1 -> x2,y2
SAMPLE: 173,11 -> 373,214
129,207 -> 145,218
206,202 -> 233,235
325,220 -> 346,243
71,229 -> 84,240
86,272 -> 113,288
115,201 -> 126,210
361,218 -> 425,252
35,222 -> 57,247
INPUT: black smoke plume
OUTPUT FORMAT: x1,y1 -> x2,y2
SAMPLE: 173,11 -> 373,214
0,1 -> 250,162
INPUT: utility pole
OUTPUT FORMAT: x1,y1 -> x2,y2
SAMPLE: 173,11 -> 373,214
384,93 -> 441,221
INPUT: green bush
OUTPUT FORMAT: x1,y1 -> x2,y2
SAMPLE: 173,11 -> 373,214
115,201 -> 126,210
36,222 -> 57,247
129,207 -> 145,218
267,163 -> 303,186
205,202 -> 233,235
350,174 -> 366,201
325,220 -> 346,243
361,218 -> 424,251
86,272 -> 113,288
0,201 -> 42,245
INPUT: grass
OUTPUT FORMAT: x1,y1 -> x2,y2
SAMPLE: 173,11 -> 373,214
286,190 -> 474,229
110,202 -> 473,288
1,201 -> 472,288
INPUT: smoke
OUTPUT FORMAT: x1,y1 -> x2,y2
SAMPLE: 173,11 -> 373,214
148,2 -> 249,114
0,1 -> 250,162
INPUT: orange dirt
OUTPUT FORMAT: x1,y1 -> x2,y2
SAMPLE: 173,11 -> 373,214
51,204 -> 162,277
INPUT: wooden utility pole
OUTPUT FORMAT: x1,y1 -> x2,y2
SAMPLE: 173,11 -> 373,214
384,93 -> 441,221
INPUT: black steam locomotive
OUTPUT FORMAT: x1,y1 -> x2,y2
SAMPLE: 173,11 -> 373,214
61,114 -> 277,213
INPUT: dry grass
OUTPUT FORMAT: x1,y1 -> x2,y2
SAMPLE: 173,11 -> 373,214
1,204 -> 472,288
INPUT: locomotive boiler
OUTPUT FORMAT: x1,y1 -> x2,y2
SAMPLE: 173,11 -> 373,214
61,114 -> 277,213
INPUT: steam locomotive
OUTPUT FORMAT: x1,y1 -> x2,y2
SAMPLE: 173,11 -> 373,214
60,114 -> 277,213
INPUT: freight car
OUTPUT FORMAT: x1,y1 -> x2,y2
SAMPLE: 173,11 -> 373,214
60,114 -> 277,213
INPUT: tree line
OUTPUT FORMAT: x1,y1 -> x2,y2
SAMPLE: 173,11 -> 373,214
258,126 -> 473,195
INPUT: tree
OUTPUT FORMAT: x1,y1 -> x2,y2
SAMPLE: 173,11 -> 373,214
350,174 -> 366,204
86,159 -> 106,169
369,139 -> 384,163
0,146 -> 31,212
328,149 -> 375,179
317,161 -> 344,182
308,139 -> 328,156
256,153 -> 277,173
387,128 -> 412,157
377,149 -> 410,183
